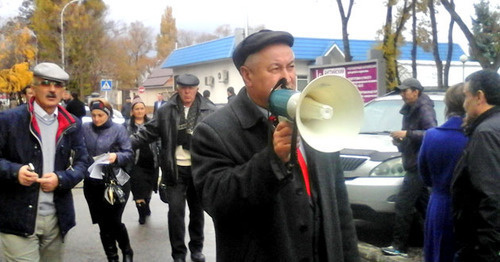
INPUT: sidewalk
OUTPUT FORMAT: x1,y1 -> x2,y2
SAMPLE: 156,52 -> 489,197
359,242 -> 423,262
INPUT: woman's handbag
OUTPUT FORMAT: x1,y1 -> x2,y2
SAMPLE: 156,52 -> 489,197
158,180 -> 168,203
102,165 -> 126,205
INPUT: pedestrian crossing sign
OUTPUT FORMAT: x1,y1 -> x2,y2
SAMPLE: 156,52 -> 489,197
100,80 -> 112,91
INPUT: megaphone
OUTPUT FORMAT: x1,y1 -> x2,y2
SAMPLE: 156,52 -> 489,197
269,75 -> 364,152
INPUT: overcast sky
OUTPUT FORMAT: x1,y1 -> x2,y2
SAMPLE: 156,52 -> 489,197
0,0 -> 482,54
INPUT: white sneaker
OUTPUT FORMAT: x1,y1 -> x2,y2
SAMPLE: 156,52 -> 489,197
381,246 -> 409,258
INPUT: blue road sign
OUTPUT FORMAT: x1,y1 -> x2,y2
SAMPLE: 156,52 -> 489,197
100,80 -> 112,91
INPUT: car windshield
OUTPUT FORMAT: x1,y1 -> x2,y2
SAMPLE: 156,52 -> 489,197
360,98 -> 445,133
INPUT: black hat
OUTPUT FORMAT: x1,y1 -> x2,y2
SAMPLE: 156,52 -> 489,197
177,74 -> 199,87
33,62 -> 69,82
232,30 -> 294,69
396,78 -> 424,91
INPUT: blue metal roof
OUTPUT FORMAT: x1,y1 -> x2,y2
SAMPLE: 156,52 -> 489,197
162,36 -> 466,68
292,37 -> 336,60
162,36 -> 235,68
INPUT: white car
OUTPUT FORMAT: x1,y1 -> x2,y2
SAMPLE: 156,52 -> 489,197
341,93 -> 445,221
82,106 -> 126,125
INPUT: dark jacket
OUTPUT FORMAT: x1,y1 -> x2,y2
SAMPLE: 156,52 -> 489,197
131,93 -> 216,185
0,101 -> 89,237
126,117 -> 158,168
397,93 -> 437,172
121,102 -> 132,120
452,106 -> 500,261
82,120 -> 134,174
153,100 -> 166,115
65,98 -> 86,119
82,119 -> 134,222
191,88 -> 359,262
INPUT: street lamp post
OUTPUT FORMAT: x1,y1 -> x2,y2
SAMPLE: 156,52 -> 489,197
60,0 -> 85,69
459,54 -> 468,82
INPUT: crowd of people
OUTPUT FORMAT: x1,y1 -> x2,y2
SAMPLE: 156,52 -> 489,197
382,71 -> 500,262
0,29 -> 498,262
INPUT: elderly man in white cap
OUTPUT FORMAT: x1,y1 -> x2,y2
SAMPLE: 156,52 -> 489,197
0,62 -> 89,262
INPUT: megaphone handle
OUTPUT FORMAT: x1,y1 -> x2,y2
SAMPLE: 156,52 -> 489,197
285,122 -> 298,175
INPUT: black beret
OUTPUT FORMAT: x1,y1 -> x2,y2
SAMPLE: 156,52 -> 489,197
177,74 -> 199,87
232,30 -> 294,69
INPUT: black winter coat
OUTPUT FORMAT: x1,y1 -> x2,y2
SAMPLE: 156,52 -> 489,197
397,93 -> 437,172
65,98 -> 86,119
191,88 -> 360,262
131,93 -> 216,185
0,102 -> 89,237
452,106 -> 500,261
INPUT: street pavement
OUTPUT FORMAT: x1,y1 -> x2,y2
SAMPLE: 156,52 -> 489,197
0,185 -> 422,262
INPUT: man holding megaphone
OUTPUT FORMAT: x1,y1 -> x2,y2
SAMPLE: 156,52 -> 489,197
191,30 -> 360,262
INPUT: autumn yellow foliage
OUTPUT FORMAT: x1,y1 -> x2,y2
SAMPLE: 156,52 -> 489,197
0,63 -> 33,94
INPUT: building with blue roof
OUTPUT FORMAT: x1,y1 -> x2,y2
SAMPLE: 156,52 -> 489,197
156,29 -> 478,104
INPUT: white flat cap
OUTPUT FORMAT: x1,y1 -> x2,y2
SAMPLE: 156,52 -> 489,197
33,62 -> 69,82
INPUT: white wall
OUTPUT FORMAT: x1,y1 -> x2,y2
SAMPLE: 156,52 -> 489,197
399,60 -> 482,88
173,60 -> 312,104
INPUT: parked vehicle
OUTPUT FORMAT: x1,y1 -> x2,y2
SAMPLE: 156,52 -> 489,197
82,106 -> 126,125
341,93 -> 445,221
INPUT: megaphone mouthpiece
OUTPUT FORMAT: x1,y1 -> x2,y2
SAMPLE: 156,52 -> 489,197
300,97 -> 333,120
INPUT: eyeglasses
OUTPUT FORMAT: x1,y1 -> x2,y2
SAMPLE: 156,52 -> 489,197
34,80 -> 65,88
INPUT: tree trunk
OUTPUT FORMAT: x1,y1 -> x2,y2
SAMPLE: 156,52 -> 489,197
392,0 -> 412,84
411,0 -> 417,78
441,0 -> 499,70
444,0 -> 455,88
336,0 -> 354,62
429,0 -> 443,89
382,4 -> 395,91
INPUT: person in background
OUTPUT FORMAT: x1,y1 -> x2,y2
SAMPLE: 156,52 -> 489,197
61,90 -> 71,107
82,99 -> 134,262
418,83 -> 468,262
65,92 -> 86,120
131,74 -> 215,262
125,97 -> 158,225
153,93 -> 166,115
121,97 -> 132,121
202,90 -> 215,106
20,85 -> 35,105
382,78 -> 437,258
452,70 -> 500,261
226,86 -> 235,102
191,29 -> 360,262
0,62 -> 89,262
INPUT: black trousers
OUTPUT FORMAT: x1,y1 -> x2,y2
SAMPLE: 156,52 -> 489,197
392,170 -> 429,251
166,166 -> 205,259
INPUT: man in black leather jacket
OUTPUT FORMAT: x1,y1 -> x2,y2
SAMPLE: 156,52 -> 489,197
452,69 -> 500,261
130,74 -> 216,262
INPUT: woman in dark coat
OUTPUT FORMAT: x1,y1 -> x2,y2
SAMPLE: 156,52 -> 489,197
82,99 -> 134,262
126,98 -> 159,224
418,83 -> 468,262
